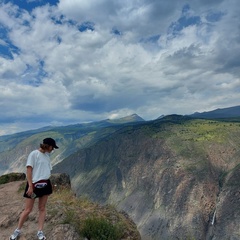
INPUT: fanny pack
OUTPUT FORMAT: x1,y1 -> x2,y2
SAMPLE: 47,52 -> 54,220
34,180 -> 48,189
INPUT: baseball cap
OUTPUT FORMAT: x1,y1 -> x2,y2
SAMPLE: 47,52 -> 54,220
43,138 -> 59,149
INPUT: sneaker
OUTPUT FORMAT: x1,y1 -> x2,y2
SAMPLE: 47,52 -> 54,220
37,230 -> 46,240
9,229 -> 21,240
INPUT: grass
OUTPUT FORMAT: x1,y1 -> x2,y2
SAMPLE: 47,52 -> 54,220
139,119 -> 240,179
81,216 -> 123,240
145,119 -> 240,143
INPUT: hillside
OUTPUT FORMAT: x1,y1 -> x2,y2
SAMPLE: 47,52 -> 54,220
0,173 -> 140,240
53,115 -> 240,239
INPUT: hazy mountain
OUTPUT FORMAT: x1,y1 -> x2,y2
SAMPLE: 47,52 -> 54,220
189,105 -> 240,119
0,114 -> 144,175
106,113 -> 145,123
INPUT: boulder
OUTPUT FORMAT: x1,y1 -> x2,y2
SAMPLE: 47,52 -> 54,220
50,173 -> 71,190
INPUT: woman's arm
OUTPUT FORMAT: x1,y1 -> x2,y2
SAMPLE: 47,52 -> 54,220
26,166 -> 34,196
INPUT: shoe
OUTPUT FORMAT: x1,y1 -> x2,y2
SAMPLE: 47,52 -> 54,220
37,230 -> 46,240
9,229 -> 21,240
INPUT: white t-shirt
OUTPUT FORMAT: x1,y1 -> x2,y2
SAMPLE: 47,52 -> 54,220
26,149 -> 52,183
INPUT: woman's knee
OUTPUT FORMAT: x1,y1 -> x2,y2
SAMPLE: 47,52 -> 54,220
24,207 -> 33,215
38,205 -> 46,212
38,200 -> 47,212
38,195 -> 48,212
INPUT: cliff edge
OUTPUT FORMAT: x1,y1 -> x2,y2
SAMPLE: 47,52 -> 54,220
0,173 -> 141,240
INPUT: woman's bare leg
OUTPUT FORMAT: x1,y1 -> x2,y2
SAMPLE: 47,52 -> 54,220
38,195 -> 48,231
17,198 -> 35,229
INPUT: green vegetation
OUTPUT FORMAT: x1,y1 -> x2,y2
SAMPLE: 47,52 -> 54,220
142,118 -> 240,143
81,216 -> 123,240
133,117 -> 240,180
0,172 -> 25,184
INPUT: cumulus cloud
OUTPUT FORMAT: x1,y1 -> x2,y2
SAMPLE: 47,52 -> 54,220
0,0 -> 239,135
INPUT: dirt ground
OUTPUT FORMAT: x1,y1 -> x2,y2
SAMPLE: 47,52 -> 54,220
0,181 -> 44,240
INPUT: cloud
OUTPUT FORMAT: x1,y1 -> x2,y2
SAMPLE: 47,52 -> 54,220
0,0 -> 239,135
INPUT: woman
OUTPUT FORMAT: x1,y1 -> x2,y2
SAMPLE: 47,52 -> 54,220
9,137 -> 59,240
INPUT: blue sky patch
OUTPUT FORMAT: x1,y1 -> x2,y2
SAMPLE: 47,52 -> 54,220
0,44 -> 13,59
0,26 -> 20,59
78,22 -> 95,32
170,16 -> 201,33
169,4 -> 201,36
8,0 -> 59,12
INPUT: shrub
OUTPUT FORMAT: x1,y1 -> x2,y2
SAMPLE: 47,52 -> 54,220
81,216 -> 123,240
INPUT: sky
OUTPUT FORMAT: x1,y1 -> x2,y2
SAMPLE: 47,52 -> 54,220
0,0 -> 239,136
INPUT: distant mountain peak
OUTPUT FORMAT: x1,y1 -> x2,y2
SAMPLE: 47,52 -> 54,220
108,114 -> 145,124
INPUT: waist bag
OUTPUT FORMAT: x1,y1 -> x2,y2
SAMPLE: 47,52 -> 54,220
34,180 -> 48,189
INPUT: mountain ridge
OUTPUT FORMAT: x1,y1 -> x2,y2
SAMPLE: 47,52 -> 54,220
189,105 -> 240,119
1,105 -> 239,140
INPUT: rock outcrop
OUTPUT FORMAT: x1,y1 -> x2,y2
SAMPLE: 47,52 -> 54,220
0,172 -> 26,184
50,172 -> 71,189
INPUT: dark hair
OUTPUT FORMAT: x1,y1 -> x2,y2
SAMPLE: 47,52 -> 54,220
40,143 -> 52,150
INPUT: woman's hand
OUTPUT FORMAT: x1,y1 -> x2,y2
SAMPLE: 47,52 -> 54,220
26,184 -> 34,196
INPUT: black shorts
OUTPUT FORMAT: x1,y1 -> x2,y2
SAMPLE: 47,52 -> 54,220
23,179 -> 53,199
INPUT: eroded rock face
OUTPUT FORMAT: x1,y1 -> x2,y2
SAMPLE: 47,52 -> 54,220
52,120 -> 240,240
210,166 -> 240,240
